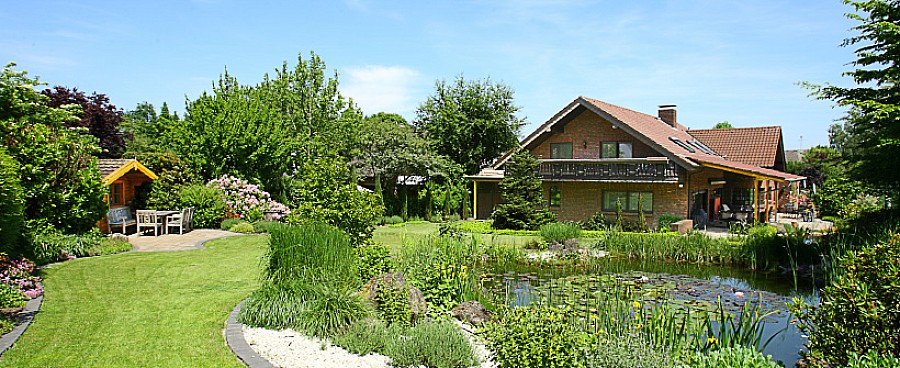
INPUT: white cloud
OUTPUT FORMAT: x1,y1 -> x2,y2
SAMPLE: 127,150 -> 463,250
341,65 -> 422,117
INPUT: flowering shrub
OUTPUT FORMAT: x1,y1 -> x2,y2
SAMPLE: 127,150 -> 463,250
207,175 -> 290,221
0,255 -> 42,299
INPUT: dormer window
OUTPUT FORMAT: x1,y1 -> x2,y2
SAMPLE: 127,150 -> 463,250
601,142 -> 632,158
550,143 -> 573,159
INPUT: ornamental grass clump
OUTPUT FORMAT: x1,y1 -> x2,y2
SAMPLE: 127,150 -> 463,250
240,222 -> 372,337
540,222 -> 582,244
264,222 -> 359,288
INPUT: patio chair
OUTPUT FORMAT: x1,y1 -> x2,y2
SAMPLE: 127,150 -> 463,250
166,209 -> 187,235
185,206 -> 195,231
136,210 -> 162,236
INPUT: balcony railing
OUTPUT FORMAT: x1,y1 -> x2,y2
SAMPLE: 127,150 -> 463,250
537,159 -> 679,182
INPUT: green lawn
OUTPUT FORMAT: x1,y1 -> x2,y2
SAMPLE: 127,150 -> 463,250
1,235 -> 267,368
373,221 -> 540,249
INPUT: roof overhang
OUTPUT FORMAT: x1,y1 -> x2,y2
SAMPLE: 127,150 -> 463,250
102,160 -> 158,184
697,161 -> 797,183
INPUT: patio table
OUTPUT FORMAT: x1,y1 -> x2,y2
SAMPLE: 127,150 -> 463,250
155,210 -> 180,234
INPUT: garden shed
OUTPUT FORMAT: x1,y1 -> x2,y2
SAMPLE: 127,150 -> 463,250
98,159 -> 158,233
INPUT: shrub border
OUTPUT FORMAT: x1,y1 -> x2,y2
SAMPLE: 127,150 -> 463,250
0,295 -> 44,357
225,299 -> 274,368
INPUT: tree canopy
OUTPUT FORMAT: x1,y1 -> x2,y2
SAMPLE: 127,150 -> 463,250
414,76 -> 524,176
165,52 -> 361,200
713,121 -> 733,129
0,63 -> 105,236
807,0 -> 900,190
42,86 -> 127,158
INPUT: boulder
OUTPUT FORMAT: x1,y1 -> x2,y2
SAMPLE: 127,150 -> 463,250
670,219 -> 693,234
451,301 -> 492,325
361,272 -> 426,324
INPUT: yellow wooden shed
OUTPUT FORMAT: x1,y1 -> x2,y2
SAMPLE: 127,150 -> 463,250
98,159 -> 158,233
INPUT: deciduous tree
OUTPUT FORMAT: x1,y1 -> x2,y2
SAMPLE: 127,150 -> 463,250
42,86 -> 127,158
165,52 -> 360,200
414,76 -> 524,176
806,0 -> 900,191
0,63 -> 105,236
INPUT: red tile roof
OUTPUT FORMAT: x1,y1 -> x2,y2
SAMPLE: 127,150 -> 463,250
687,127 -> 782,168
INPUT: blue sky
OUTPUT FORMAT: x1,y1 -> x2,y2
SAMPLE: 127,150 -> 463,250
1,1 -> 858,149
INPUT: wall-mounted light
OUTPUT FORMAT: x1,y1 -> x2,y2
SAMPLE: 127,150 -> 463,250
678,183 -> 684,188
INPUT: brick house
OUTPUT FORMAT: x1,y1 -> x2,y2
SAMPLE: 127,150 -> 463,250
467,97 -> 804,227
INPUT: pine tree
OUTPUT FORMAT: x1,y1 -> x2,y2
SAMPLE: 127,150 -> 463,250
491,150 -> 555,229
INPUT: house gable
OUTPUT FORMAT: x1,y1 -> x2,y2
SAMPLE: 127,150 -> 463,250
527,105 -> 666,160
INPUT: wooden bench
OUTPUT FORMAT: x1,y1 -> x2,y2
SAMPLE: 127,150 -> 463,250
108,206 -> 137,234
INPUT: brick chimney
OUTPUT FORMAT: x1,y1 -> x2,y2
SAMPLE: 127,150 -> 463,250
658,105 -> 677,127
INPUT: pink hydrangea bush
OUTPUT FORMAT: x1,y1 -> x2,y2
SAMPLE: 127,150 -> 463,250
0,255 -> 43,299
207,175 -> 290,221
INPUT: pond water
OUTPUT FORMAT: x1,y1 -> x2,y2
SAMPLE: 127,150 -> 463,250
481,257 -> 820,367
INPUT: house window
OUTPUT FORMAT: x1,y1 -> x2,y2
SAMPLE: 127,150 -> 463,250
550,143 -> 573,159
549,186 -> 561,207
602,191 -> 653,213
110,182 -> 125,206
601,142 -> 633,158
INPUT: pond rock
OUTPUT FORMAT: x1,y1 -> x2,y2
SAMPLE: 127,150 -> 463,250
361,272 -> 427,324
451,301 -> 492,325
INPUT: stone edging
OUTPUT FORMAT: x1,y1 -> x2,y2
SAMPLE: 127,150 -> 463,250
0,295 -> 44,357
225,300 -> 274,368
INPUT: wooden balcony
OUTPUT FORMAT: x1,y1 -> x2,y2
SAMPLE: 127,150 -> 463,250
537,158 -> 679,182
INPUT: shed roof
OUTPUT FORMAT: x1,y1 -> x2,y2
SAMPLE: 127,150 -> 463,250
98,159 -> 158,184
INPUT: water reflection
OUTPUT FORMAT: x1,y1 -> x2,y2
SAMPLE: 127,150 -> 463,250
482,257 -> 819,367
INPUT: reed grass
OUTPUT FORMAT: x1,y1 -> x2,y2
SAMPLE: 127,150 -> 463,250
517,276 -> 778,358
241,222 -> 371,338
265,222 -> 359,288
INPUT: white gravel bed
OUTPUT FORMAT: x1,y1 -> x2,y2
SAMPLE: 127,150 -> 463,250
244,326 -> 391,368
243,322 -> 497,368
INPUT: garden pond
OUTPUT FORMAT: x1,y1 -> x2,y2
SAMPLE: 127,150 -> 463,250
481,256 -> 820,367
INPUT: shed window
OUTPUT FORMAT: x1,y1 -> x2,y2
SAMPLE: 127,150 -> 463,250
110,182 -> 125,206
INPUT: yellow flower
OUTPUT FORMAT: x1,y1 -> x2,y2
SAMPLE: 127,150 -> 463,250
706,337 -> 718,345
632,301 -> 641,308
461,265 -> 468,270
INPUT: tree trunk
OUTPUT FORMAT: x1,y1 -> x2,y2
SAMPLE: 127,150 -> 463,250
424,186 -> 433,222
373,171 -> 383,207
400,185 -> 408,222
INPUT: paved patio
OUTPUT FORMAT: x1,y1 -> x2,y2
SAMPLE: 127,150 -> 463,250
127,229 -> 239,252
